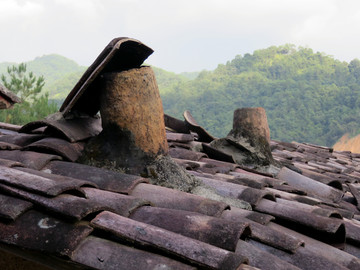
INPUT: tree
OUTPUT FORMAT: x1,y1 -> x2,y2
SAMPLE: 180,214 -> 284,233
0,63 -> 57,124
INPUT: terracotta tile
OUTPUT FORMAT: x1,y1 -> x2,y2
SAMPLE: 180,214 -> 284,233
236,240 -> 300,270
82,187 -> 150,217
0,150 -> 62,170
0,133 -> 45,147
131,183 -> 228,217
183,110 -> 216,143
277,167 -> 344,203
256,199 -> 346,248
72,236 -> 195,270
130,206 -> 250,251
0,166 -> 94,197
0,184 -> 110,221
169,147 -> 207,161
91,211 -> 247,269
24,137 -> 84,162
0,210 -> 92,257
164,114 -> 190,134
0,193 -> 32,221
166,132 -> 194,142
44,160 -> 147,194
20,114 -> 102,143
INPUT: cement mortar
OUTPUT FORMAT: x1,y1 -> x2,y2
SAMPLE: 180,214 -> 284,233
145,155 -> 200,192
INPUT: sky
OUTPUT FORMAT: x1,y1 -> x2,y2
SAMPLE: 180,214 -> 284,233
1,0 -> 360,73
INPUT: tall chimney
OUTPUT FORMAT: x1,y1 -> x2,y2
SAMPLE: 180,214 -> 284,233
80,66 -> 168,174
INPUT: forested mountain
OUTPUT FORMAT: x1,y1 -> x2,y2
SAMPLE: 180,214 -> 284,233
160,45 -> 360,147
2,46 -> 360,147
0,54 -> 86,102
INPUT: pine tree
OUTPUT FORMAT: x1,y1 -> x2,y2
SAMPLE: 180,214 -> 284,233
0,63 -> 57,124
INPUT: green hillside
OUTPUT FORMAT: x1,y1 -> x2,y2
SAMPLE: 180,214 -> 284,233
2,46 -> 360,147
0,54 -> 86,100
159,44 -> 360,147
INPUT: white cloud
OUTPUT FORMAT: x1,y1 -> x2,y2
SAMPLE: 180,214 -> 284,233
1,0 -> 360,72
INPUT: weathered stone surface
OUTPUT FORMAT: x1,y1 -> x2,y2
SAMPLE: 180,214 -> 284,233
100,66 -> 168,156
80,66 -> 169,174
210,108 -> 277,173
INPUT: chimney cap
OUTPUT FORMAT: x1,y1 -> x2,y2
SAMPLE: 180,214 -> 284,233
60,37 -> 153,117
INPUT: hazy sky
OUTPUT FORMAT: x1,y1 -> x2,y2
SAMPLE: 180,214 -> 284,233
1,0 -> 360,73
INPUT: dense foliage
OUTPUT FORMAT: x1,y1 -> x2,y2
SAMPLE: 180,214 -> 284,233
0,64 -> 57,124
0,54 -> 86,100
159,45 -> 360,146
2,47 -> 360,146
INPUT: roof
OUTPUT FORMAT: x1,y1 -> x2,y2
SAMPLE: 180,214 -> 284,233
0,84 -> 21,109
0,38 -> 359,270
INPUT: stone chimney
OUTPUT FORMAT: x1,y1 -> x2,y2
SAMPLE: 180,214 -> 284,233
80,66 -> 168,174
210,107 -> 278,174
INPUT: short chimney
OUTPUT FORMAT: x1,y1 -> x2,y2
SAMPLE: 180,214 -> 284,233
210,107 -> 277,173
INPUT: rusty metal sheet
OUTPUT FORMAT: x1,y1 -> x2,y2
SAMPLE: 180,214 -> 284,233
247,239 -> 349,270
236,240 -> 301,270
0,210 -> 92,257
0,166 -> 94,197
82,187 -> 150,217
183,110 -> 216,143
255,199 -> 346,248
199,177 -> 276,208
0,150 -> 62,170
277,167 -> 344,203
45,160 -> 147,194
130,206 -> 250,251
0,133 -> 45,147
60,38 -> 153,117
0,193 -> 32,221
91,211 -> 248,269
131,183 -> 228,217
166,132 -> 194,143
19,113 -> 102,143
164,114 -> 190,134
24,137 -> 84,162
169,147 -> 207,161
72,236 -> 196,270
0,184 -> 110,221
